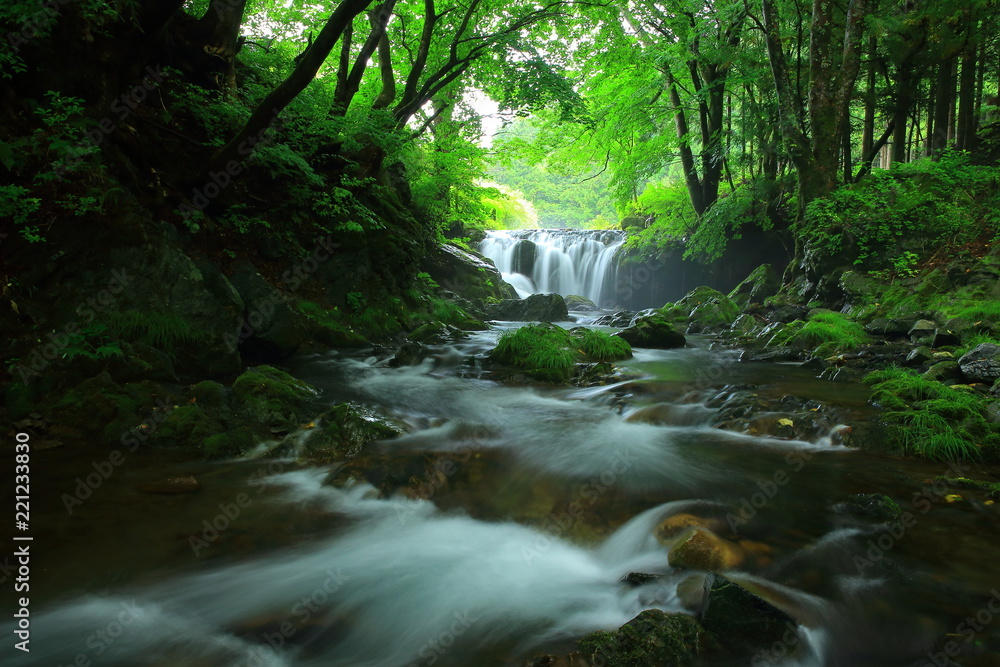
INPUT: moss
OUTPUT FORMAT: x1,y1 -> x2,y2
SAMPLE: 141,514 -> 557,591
150,405 -> 223,449
576,328 -> 633,362
577,609 -> 704,666
295,299 -> 368,347
191,380 -> 227,408
791,311 -> 868,356
203,431 -> 255,458
935,476 -> 1000,498
491,324 -> 576,382
232,365 -> 319,428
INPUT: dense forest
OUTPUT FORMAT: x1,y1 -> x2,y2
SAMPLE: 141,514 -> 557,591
4,0 -> 1000,665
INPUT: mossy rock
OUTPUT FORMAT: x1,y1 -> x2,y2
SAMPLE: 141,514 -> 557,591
203,431 -> 255,458
150,405 -> 225,450
276,402 -> 403,463
728,264 -> 781,310
232,365 -> 319,429
700,573 -> 796,653
490,324 -> 631,383
675,287 -> 740,333
615,315 -> 686,349
50,373 -> 146,444
838,493 -> 902,522
295,299 -> 369,347
577,609 -> 705,666
191,380 -> 228,408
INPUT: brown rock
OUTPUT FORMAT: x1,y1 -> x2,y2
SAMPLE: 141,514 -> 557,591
668,527 -> 745,571
656,513 -> 725,543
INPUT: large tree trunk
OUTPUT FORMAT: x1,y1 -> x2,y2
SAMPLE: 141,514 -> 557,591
195,0 -> 250,93
956,37 -> 977,151
666,68 -> 705,215
931,55 -> 956,156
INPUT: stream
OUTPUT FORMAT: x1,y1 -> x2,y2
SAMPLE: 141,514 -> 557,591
6,318 -> 1000,666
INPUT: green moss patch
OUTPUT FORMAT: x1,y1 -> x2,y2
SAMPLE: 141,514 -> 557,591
490,324 -> 632,382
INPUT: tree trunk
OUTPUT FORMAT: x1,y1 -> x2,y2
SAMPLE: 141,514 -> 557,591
199,0 -> 373,181
861,35 -> 876,162
196,0 -> 250,94
931,55 -> 955,156
891,65 -> 912,165
956,41 -> 976,151
666,68 -> 705,215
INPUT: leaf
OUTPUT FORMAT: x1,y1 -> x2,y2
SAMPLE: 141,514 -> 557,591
778,418 -> 794,427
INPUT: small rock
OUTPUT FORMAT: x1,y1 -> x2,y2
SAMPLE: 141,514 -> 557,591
656,513 -> 723,542
905,346 -> 934,366
908,319 -> 937,342
620,572 -> 662,587
138,476 -> 200,494
836,492 -> 901,521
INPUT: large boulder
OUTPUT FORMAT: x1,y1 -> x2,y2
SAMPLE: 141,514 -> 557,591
677,287 -> 740,332
487,293 -> 569,322
565,295 -> 601,311
269,402 -> 403,463
959,344 -> 1000,383
422,243 -> 517,306
615,314 -> 686,349
229,260 -> 309,360
232,365 -> 319,431
700,574 -> 797,652
668,527 -> 745,571
728,264 -> 781,309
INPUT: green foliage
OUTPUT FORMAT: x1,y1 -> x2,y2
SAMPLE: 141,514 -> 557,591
803,154 -> 1000,271
685,179 -> 777,262
575,328 -> 632,362
0,185 -> 42,242
345,292 -> 365,312
61,324 -> 124,361
863,367 -> 992,461
107,310 -> 199,349
796,311 -> 869,356
491,324 -> 577,382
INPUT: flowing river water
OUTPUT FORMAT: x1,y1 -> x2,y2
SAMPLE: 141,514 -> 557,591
6,319 -> 1000,667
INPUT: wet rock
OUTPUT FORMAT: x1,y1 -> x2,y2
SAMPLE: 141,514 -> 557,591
799,357 -> 829,372
932,329 -> 962,347
423,243 -> 517,306
620,572 -> 662,587
959,344 -> 1000,383
677,287 -> 739,332
149,404 -> 225,451
388,341 -> 424,367
924,360 -> 963,383
137,476 -> 200,494
730,313 -> 765,336
232,365 -> 319,430
986,401 -> 1000,424
656,513 -> 726,542
728,264 -> 781,310
836,493 -> 902,522
593,310 -> 636,327
615,315 -> 686,349
700,573 -> 797,652
668,527 -> 745,571
768,305 -> 807,324
577,609 -> 705,666
908,319 -> 938,343
409,320 -> 465,344
487,293 -> 569,322
229,260 -> 309,360
565,295 -> 600,311
272,402 -> 403,463
867,315 -> 921,338
906,346 -> 934,366
839,271 -> 879,304
676,573 -> 707,609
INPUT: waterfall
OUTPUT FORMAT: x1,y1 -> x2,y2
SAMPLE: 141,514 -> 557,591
480,229 -> 626,307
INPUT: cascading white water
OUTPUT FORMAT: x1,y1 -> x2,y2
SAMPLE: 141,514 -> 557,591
480,230 -> 625,307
